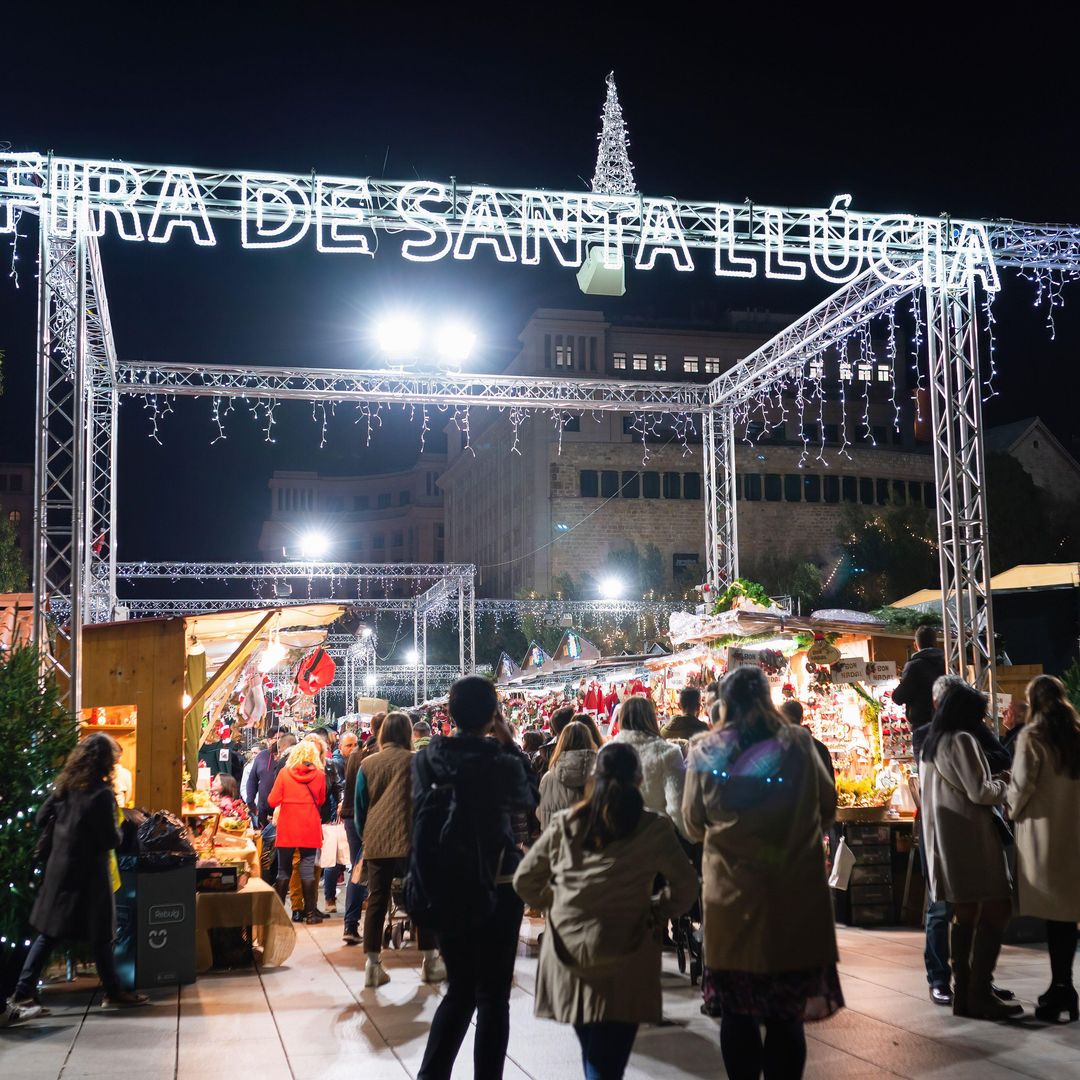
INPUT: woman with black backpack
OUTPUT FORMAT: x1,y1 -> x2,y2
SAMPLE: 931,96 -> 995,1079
10,733 -> 148,1013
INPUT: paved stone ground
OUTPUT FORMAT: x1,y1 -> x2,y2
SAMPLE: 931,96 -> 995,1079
4,918 -> 1080,1079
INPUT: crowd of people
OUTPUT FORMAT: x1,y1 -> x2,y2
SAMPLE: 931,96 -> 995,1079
5,635 -> 1080,1080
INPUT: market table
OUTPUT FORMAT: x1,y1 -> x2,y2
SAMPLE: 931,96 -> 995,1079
194,877 -> 296,973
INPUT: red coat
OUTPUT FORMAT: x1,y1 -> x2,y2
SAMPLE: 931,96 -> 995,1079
268,762 -> 326,848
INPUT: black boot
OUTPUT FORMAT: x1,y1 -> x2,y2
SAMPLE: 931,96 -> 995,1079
302,879 -> 327,924
950,922 -> 974,1018
969,924 -> 1024,1020
273,878 -> 289,906
1036,984 -> 1079,1023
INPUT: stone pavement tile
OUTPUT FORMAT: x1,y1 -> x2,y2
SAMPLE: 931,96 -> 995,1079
803,1037 -> 904,1079
808,1007 -> 1034,1079
287,1049 -> 412,1080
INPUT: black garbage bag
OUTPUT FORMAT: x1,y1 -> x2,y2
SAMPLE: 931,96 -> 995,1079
135,809 -> 197,869
118,807 -> 149,856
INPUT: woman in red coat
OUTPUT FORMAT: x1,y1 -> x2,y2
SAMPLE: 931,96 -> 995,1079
268,740 -> 327,923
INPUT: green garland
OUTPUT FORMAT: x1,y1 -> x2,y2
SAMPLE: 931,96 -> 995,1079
713,578 -> 772,614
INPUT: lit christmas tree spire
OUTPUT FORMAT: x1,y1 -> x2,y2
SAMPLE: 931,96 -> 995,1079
590,71 -> 636,196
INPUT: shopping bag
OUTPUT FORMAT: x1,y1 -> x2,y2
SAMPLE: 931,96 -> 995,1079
828,836 -> 856,890
321,821 -> 348,865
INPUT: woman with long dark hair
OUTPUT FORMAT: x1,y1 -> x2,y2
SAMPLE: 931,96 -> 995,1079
10,733 -> 148,1011
514,742 -> 697,1080
1009,674 -> 1080,1021
921,681 -> 1022,1020
683,666 -> 841,1080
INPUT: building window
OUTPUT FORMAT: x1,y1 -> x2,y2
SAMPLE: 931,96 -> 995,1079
857,363 -> 872,382
621,471 -> 640,498
924,482 -> 936,509
377,492 -> 392,509
580,470 -> 599,498
891,479 -> 907,505
632,353 -> 647,371
824,476 -> 840,504
613,352 -> 627,370
653,355 -> 667,372
683,473 -> 701,500
784,475 -> 802,502
859,477 -> 874,504
804,475 -> 821,503
399,490 -> 411,506
601,470 -> 619,498
663,472 -> 681,499
642,471 -> 660,498
555,335 -> 573,368
764,474 -> 782,502
808,359 -> 825,380
745,475 -> 762,501
373,533 -> 385,549
876,479 -> 889,505
705,357 -> 720,374
8,509 -> 20,525
683,356 -> 699,373
436,524 -> 445,539
877,364 -> 891,382
909,482 -> 923,507
824,424 -> 840,444
842,476 -> 858,503
562,416 -> 581,432
355,494 -> 369,510
839,360 -> 853,380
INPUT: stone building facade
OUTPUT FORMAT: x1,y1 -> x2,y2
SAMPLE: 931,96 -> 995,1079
984,417 -> 1080,503
439,309 -> 931,596
0,462 -> 33,581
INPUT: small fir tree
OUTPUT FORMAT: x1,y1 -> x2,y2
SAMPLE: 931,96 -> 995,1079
590,72 -> 636,196
0,642 -> 76,964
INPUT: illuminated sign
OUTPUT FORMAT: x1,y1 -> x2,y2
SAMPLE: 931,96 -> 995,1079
0,155 -> 1000,291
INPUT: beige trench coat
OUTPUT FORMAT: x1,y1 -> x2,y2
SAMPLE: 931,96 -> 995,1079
513,809 -> 698,1024
921,730 -> 1010,904
682,724 -> 838,973
1008,725 -> 1080,921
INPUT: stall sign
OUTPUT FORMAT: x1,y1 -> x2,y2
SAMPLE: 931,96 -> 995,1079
830,659 -> 866,683
864,661 -> 897,683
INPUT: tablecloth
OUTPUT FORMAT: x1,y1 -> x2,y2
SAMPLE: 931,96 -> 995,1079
194,877 -> 296,972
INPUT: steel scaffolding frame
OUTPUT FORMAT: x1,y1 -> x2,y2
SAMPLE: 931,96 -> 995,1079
17,155 -> 1080,709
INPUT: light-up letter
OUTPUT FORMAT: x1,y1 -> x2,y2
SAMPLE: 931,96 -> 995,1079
48,159 -> 79,237
398,182 -> 453,262
453,188 -> 517,262
521,192 -> 582,267
635,199 -> 694,271
763,209 -> 806,280
147,169 -> 216,245
86,163 -> 144,241
713,205 -> 757,278
316,178 -> 374,254
0,156 -> 44,233
241,174 -> 311,249
948,223 -> 1000,292
809,194 -> 864,284
583,194 -> 635,268
868,216 -> 921,284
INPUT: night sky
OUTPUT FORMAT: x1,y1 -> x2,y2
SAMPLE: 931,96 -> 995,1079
1,9 -> 1077,567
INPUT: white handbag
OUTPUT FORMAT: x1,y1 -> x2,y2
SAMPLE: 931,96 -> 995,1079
828,836 -> 856,890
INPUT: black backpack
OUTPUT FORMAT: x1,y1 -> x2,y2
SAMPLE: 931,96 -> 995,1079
405,754 -> 504,935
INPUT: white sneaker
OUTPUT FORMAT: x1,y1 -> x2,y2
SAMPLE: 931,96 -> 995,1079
325,899 -> 337,913
421,955 -> 447,983
1,1000 -> 42,1025
364,957 -> 390,988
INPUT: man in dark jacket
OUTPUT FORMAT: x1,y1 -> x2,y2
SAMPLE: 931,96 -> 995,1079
892,625 -> 946,732
660,687 -> 710,740
532,704 -> 576,778
247,732 -> 295,827
413,676 -> 538,1080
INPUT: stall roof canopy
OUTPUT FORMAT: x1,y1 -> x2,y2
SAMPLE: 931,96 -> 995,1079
0,593 -> 34,653
891,563 -> 1080,609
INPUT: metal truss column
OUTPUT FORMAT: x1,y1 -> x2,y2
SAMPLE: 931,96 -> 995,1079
413,610 -> 419,707
702,406 -> 739,590
924,275 -> 997,705
85,384 -> 118,621
421,615 -> 428,703
457,582 -> 465,673
33,210 -> 91,711
468,579 -> 476,675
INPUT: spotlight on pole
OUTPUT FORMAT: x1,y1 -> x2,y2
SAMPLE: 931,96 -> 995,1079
405,647 -> 419,664
435,321 -> 477,367
374,312 -> 422,360
598,576 -> 625,600
298,530 -> 330,559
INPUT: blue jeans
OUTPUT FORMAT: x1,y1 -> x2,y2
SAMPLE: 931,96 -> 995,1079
323,863 -> 344,901
573,1022 -> 638,1080
926,899 -> 952,988
342,819 -> 367,933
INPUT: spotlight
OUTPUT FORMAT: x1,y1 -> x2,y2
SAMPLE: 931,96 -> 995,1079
374,313 -> 422,359
405,647 -> 419,664
598,576 -> 625,600
435,321 -> 477,365
298,531 -> 330,560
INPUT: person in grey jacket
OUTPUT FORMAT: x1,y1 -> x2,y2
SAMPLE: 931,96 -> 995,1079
920,681 -> 1023,1020
538,722 -> 598,829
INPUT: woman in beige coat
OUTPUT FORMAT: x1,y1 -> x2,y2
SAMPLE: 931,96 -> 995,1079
514,741 -> 697,1080
683,666 -> 840,1080
1008,675 -> 1080,1023
920,681 -> 1022,1020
